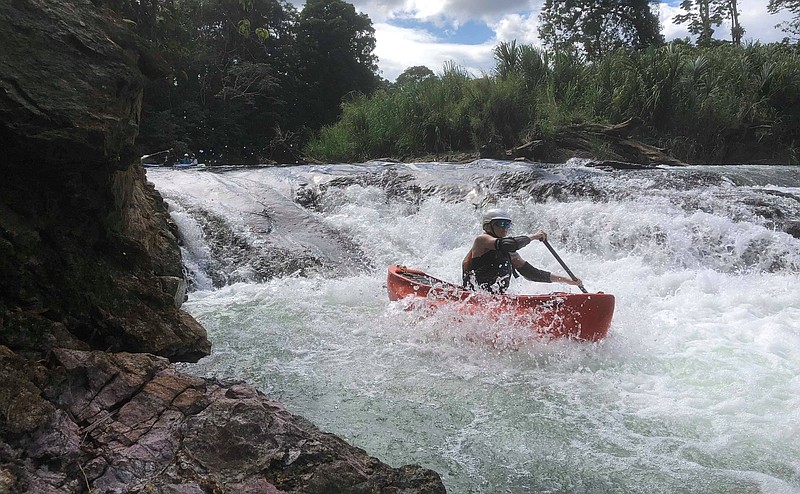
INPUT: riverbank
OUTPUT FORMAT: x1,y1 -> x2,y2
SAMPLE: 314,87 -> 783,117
293,117 -> 792,168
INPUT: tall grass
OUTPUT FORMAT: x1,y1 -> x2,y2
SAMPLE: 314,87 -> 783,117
305,42 -> 800,163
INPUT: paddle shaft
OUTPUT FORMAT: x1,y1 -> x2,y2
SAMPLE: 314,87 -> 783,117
541,239 -> 588,294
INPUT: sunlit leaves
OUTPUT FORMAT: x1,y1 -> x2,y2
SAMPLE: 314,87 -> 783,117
238,18 -> 251,37
255,27 -> 269,42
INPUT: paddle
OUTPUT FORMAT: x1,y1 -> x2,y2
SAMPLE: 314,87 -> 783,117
541,239 -> 588,294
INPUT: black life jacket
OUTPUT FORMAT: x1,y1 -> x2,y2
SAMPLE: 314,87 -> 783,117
462,249 -> 514,294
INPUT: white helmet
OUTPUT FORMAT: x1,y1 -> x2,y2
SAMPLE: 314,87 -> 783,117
482,208 -> 512,225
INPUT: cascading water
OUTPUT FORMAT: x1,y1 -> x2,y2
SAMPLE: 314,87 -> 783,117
147,161 -> 800,493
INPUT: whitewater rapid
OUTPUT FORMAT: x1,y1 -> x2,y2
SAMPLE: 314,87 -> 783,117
147,161 -> 800,493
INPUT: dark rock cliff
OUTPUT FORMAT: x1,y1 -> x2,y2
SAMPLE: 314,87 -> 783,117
0,1 -> 445,492
0,0 -> 208,361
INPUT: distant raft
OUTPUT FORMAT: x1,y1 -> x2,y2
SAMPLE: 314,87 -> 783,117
387,264 -> 615,341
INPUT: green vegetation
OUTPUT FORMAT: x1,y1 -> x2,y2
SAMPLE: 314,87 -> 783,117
673,0 -> 744,46
539,0 -> 663,60
769,0 -> 800,40
106,0 -> 380,163
306,41 -> 800,164
105,0 -> 800,164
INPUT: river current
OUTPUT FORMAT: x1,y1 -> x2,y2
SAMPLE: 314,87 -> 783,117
147,161 -> 800,493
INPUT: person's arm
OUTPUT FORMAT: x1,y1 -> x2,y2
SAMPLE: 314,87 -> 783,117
495,235 -> 532,252
512,253 -> 583,285
518,261 -> 551,282
550,273 -> 582,286
474,230 -> 549,255
502,230 -> 547,251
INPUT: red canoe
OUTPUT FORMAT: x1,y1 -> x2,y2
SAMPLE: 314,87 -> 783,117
387,264 -> 615,341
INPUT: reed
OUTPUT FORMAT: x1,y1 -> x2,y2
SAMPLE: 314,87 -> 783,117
305,42 -> 800,163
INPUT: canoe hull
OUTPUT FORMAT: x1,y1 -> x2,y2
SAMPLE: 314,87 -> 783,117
387,264 -> 615,341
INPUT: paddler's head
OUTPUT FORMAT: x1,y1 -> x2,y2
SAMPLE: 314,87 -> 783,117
482,208 -> 512,238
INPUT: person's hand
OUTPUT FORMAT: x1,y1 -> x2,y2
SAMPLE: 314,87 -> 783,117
529,230 -> 547,242
566,277 -> 583,287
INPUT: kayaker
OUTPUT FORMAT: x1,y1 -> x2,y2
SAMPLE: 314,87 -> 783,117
462,208 -> 583,294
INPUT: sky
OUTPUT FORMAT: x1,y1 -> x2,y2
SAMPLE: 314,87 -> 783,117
288,0 -> 796,82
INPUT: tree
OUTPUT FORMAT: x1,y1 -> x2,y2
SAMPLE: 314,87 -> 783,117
671,1 -> 744,46
726,0 -> 745,46
396,66 -> 435,86
538,0 -> 663,61
119,0 -> 301,160
104,0 -> 382,161
768,0 -> 800,39
673,0 -> 725,46
493,41 -> 521,79
294,0 -> 380,127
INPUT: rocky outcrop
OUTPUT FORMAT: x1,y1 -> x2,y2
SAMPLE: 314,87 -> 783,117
0,1 -> 445,492
0,0 -> 207,361
0,348 -> 444,493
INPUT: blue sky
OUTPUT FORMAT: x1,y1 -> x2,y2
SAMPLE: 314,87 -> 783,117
290,1 -> 795,81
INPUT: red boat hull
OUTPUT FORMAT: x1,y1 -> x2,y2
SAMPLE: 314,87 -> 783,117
387,264 -> 614,341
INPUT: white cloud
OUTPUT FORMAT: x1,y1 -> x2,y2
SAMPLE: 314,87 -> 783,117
737,0 -> 794,42
341,0 -> 535,27
291,0 -> 796,81
373,23 -> 496,81
658,0 -> 794,43
432,0 -> 531,22
491,13 -> 542,45
657,2 -> 691,41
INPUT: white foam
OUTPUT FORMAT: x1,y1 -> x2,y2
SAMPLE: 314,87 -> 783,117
158,164 -> 800,493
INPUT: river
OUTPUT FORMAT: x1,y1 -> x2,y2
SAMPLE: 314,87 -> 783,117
147,160 -> 800,493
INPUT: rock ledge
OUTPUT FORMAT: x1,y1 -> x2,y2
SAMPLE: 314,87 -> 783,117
0,347 -> 444,493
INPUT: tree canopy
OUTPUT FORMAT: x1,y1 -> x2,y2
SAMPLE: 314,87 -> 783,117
671,0 -> 744,46
768,0 -> 800,39
293,0 -> 380,127
104,0 -> 797,165
396,66 -> 436,86
538,0 -> 663,60
106,0 -> 380,162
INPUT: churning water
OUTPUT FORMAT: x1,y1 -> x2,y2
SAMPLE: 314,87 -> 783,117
147,161 -> 800,493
